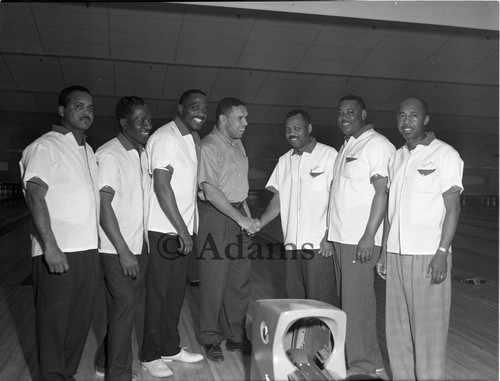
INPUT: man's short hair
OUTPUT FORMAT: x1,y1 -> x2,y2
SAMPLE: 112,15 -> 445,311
339,95 -> 366,110
286,109 -> 311,125
58,85 -> 91,108
215,97 -> 246,120
179,89 -> 207,106
115,96 -> 146,123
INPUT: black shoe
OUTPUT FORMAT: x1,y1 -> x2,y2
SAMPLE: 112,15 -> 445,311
226,339 -> 252,355
203,343 -> 224,363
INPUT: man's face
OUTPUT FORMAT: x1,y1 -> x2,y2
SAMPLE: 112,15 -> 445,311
337,100 -> 366,137
285,114 -> 311,150
397,98 -> 429,142
223,105 -> 248,140
122,104 -> 152,146
178,93 -> 208,132
59,91 -> 94,131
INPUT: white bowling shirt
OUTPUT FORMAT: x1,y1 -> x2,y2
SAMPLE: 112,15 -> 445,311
328,126 -> 395,246
147,119 -> 198,235
266,139 -> 337,250
387,132 -> 464,255
96,133 -> 150,255
20,125 -> 100,257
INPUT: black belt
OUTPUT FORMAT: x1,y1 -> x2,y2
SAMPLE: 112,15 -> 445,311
199,200 -> 245,209
231,201 -> 244,209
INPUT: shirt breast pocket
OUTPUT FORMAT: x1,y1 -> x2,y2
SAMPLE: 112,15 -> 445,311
343,157 -> 363,179
416,167 -> 439,193
310,172 -> 327,192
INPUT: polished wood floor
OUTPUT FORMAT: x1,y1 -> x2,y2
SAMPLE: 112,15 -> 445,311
0,198 -> 498,380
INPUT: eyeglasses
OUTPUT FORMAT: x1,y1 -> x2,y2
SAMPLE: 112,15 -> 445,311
462,278 -> 486,285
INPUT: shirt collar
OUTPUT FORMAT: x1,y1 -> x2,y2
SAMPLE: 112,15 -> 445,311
52,124 -> 72,135
405,131 -> 436,150
292,137 -> 317,155
213,126 -> 236,147
419,131 -> 436,146
174,116 -> 191,136
349,123 -> 374,140
52,124 -> 87,145
117,131 -> 143,152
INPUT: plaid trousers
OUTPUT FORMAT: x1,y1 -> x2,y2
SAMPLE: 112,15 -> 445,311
385,253 -> 451,380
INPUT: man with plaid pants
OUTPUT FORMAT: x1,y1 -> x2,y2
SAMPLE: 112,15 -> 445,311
377,97 -> 463,380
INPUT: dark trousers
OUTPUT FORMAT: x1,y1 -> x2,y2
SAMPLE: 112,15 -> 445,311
285,249 -> 339,307
186,250 -> 199,283
94,250 -> 148,381
141,231 -> 189,361
33,249 -> 99,381
332,242 -> 383,374
195,201 -> 252,345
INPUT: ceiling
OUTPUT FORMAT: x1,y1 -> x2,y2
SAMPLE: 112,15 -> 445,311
0,1 -> 498,135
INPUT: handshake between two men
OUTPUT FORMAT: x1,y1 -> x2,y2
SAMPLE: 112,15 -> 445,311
239,216 -> 262,236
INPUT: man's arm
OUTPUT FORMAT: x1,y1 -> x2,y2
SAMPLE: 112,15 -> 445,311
25,179 -> 68,273
427,190 -> 461,284
202,181 -> 255,233
376,209 -> 390,280
99,188 -> 139,278
250,188 -> 281,237
154,168 -> 193,254
242,200 -> 261,234
319,230 -> 334,258
258,189 -> 280,229
243,200 -> 252,219
357,176 -> 388,263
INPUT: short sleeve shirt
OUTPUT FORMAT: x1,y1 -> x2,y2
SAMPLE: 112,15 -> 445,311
96,133 -> 150,255
198,127 -> 249,203
147,119 -> 198,235
19,125 -> 100,256
387,132 -> 464,255
266,140 -> 337,249
328,126 -> 395,246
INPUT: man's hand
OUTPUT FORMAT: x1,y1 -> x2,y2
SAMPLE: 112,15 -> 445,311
245,218 -> 261,236
44,243 -> 69,273
118,250 -> 140,278
376,250 -> 387,280
178,231 -> 194,255
356,233 -> 375,263
319,236 -> 334,258
238,216 -> 255,234
427,250 -> 448,285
